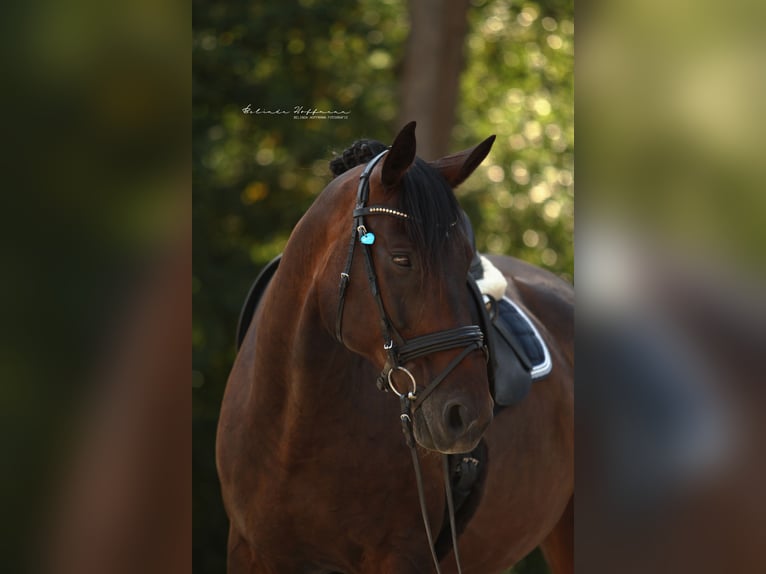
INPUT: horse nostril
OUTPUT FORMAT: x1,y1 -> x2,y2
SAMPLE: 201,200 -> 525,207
447,403 -> 465,432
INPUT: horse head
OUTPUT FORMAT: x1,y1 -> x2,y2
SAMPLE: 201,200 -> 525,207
315,122 -> 496,454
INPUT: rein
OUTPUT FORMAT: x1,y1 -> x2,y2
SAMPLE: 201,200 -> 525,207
335,149 -> 483,574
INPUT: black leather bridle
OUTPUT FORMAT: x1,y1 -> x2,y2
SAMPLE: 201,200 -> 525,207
334,149 -> 486,574
335,149 -> 486,410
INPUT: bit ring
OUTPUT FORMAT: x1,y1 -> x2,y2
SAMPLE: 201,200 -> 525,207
387,366 -> 417,399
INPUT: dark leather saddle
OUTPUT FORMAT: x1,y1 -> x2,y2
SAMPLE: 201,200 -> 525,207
236,250 -> 550,408
463,217 -> 551,407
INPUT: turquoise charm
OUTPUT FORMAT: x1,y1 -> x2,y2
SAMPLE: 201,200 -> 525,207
360,232 -> 376,245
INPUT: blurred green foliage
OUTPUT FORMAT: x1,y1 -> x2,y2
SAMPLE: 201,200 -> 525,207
193,0 -> 572,572
457,0 -> 574,282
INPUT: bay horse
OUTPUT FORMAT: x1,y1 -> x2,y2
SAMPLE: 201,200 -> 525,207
217,122 -> 573,573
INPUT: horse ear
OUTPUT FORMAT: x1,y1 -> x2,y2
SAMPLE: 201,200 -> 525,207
381,121 -> 417,190
430,135 -> 496,188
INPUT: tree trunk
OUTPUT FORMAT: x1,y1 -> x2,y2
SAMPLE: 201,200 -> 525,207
397,0 -> 472,160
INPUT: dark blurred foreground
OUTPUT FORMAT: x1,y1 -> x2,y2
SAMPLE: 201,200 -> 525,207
577,0 -> 766,571
0,0 -> 189,572
577,226 -> 766,573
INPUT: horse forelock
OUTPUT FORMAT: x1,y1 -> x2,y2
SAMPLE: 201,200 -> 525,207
395,158 -> 467,274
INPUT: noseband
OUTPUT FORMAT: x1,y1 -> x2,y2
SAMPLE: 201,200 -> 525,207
335,149 -> 486,412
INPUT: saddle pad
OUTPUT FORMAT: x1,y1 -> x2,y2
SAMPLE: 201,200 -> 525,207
236,255 -> 281,350
495,296 -> 551,380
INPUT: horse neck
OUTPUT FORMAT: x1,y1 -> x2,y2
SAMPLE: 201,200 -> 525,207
248,241 -> 375,439
244,181 -> 395,451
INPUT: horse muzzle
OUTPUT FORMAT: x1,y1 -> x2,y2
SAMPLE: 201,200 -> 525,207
412,395 -> 492,454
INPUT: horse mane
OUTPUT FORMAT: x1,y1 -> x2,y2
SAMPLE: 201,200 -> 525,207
329,139 -> 388,177
330,139 -> 466,272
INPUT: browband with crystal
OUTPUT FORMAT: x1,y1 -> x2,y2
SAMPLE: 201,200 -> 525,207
352,205 -> 410,219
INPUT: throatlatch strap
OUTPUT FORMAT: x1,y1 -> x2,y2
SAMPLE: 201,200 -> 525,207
335,224 -> 359,343
335,149 -> 389,343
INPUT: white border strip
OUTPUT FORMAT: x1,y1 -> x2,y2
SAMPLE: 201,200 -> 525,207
501,296 -> 552,379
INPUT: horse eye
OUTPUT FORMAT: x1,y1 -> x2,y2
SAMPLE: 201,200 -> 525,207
392,254 -> 411,267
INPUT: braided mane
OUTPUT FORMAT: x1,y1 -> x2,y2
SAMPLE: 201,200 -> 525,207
329,139 -> 388,177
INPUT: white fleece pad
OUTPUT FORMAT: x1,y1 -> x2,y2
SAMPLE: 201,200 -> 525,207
475,255 -> 508,300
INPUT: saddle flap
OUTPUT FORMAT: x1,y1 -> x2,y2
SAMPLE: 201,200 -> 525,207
467,273 -> 552,408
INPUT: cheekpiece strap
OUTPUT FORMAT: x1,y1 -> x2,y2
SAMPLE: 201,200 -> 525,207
355,149 -> 390,207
